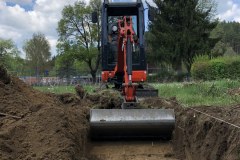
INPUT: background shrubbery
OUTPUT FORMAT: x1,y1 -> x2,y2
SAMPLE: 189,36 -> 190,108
191,54 -> 240,80
146,70 -> 191,82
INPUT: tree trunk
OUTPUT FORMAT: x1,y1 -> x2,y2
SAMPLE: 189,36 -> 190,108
91,70 -> 96,83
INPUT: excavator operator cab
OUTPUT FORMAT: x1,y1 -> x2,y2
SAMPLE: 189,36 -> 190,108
107,15 -> 139,65
95,0 -> 147,72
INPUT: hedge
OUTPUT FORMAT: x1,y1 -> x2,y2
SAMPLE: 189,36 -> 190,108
191,55 -> 240,80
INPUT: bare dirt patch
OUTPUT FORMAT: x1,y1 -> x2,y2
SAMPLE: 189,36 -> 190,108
89,140 -> 176,160
0,74 -> 92,159
0,63 -> 11,84
141,97 -> 240,160
0,63 -> 239,160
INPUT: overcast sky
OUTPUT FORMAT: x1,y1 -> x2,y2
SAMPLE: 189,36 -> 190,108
1,0 -> 240,58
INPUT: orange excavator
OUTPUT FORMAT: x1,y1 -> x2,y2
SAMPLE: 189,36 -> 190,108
90,0 -> 175,139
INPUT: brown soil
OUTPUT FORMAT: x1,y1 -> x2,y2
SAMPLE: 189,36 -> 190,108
0,63 -> 11,84
0,64 -> 239,160
89,140 -> 176,160
141,97 -> 240,160
0,74 -> 93,160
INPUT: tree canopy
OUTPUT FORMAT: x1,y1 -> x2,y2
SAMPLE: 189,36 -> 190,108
22,32 -> 51,74
146,0 -> 221,72
0,37 -> 21,69
57,0 -> 102,81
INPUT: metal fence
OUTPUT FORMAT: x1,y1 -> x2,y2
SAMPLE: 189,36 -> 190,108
9,67 -> 191,86
9,69 -> 102,86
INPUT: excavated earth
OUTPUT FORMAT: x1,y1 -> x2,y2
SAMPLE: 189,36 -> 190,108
0,64 -> 239,160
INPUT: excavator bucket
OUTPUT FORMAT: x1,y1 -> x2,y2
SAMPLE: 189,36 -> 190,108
90,109 -> 175,139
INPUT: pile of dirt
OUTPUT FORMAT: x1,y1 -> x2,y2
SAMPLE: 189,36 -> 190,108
0,74 -> 93,159
0,65 -> 120,159
142,97 -> 240,160
85,90 -> 122,109
1,61 -> 240,160
0,63 -> 11,84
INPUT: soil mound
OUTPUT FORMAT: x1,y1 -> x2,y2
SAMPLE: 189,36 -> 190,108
0,65 -> 103,159
142,97 -> 240,160
140,96 -> 181,110
0,63 -> 11,84
90,90 -> 122,109
75,85 -> 87,99
1,62 -> 239,160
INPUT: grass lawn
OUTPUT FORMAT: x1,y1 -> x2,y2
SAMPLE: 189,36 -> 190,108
151,79 -> 240,106
33,79 -> 240,106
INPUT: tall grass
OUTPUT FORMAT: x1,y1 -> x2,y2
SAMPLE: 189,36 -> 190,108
152,79 -> 240,106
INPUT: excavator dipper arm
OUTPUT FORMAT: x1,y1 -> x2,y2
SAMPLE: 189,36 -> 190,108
115,16 -> 138,106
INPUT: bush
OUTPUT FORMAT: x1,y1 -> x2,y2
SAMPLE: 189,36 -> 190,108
191,55 -> 240,80
209,59 -> 226,80
226,60 -> 240,79
191,61 -> 210,80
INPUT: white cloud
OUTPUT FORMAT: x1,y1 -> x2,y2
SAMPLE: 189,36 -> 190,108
1,0 -> 240,60
216,0 -> 240,22
0,0 -> 81,57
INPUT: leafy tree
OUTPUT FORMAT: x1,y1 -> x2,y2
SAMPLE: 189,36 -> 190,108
57,0 -> 102,82
146,0 -> 221,72
0,37 -> 21,69
22,32 -> 51,76
55,41 -> 76,78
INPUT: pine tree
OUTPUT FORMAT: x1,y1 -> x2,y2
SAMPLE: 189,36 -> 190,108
147,0 -> 221,72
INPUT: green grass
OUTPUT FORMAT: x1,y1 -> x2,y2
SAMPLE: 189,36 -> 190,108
33,79 -> 240,106
151,79 -> 240,106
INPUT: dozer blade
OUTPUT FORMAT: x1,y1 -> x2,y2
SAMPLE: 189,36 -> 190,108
90,109 -> 175,139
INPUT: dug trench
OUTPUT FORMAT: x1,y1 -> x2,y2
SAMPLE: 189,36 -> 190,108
0,64 -> 239,160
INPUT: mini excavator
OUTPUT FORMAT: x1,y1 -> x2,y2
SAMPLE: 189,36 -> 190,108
90,0 -> 175,138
